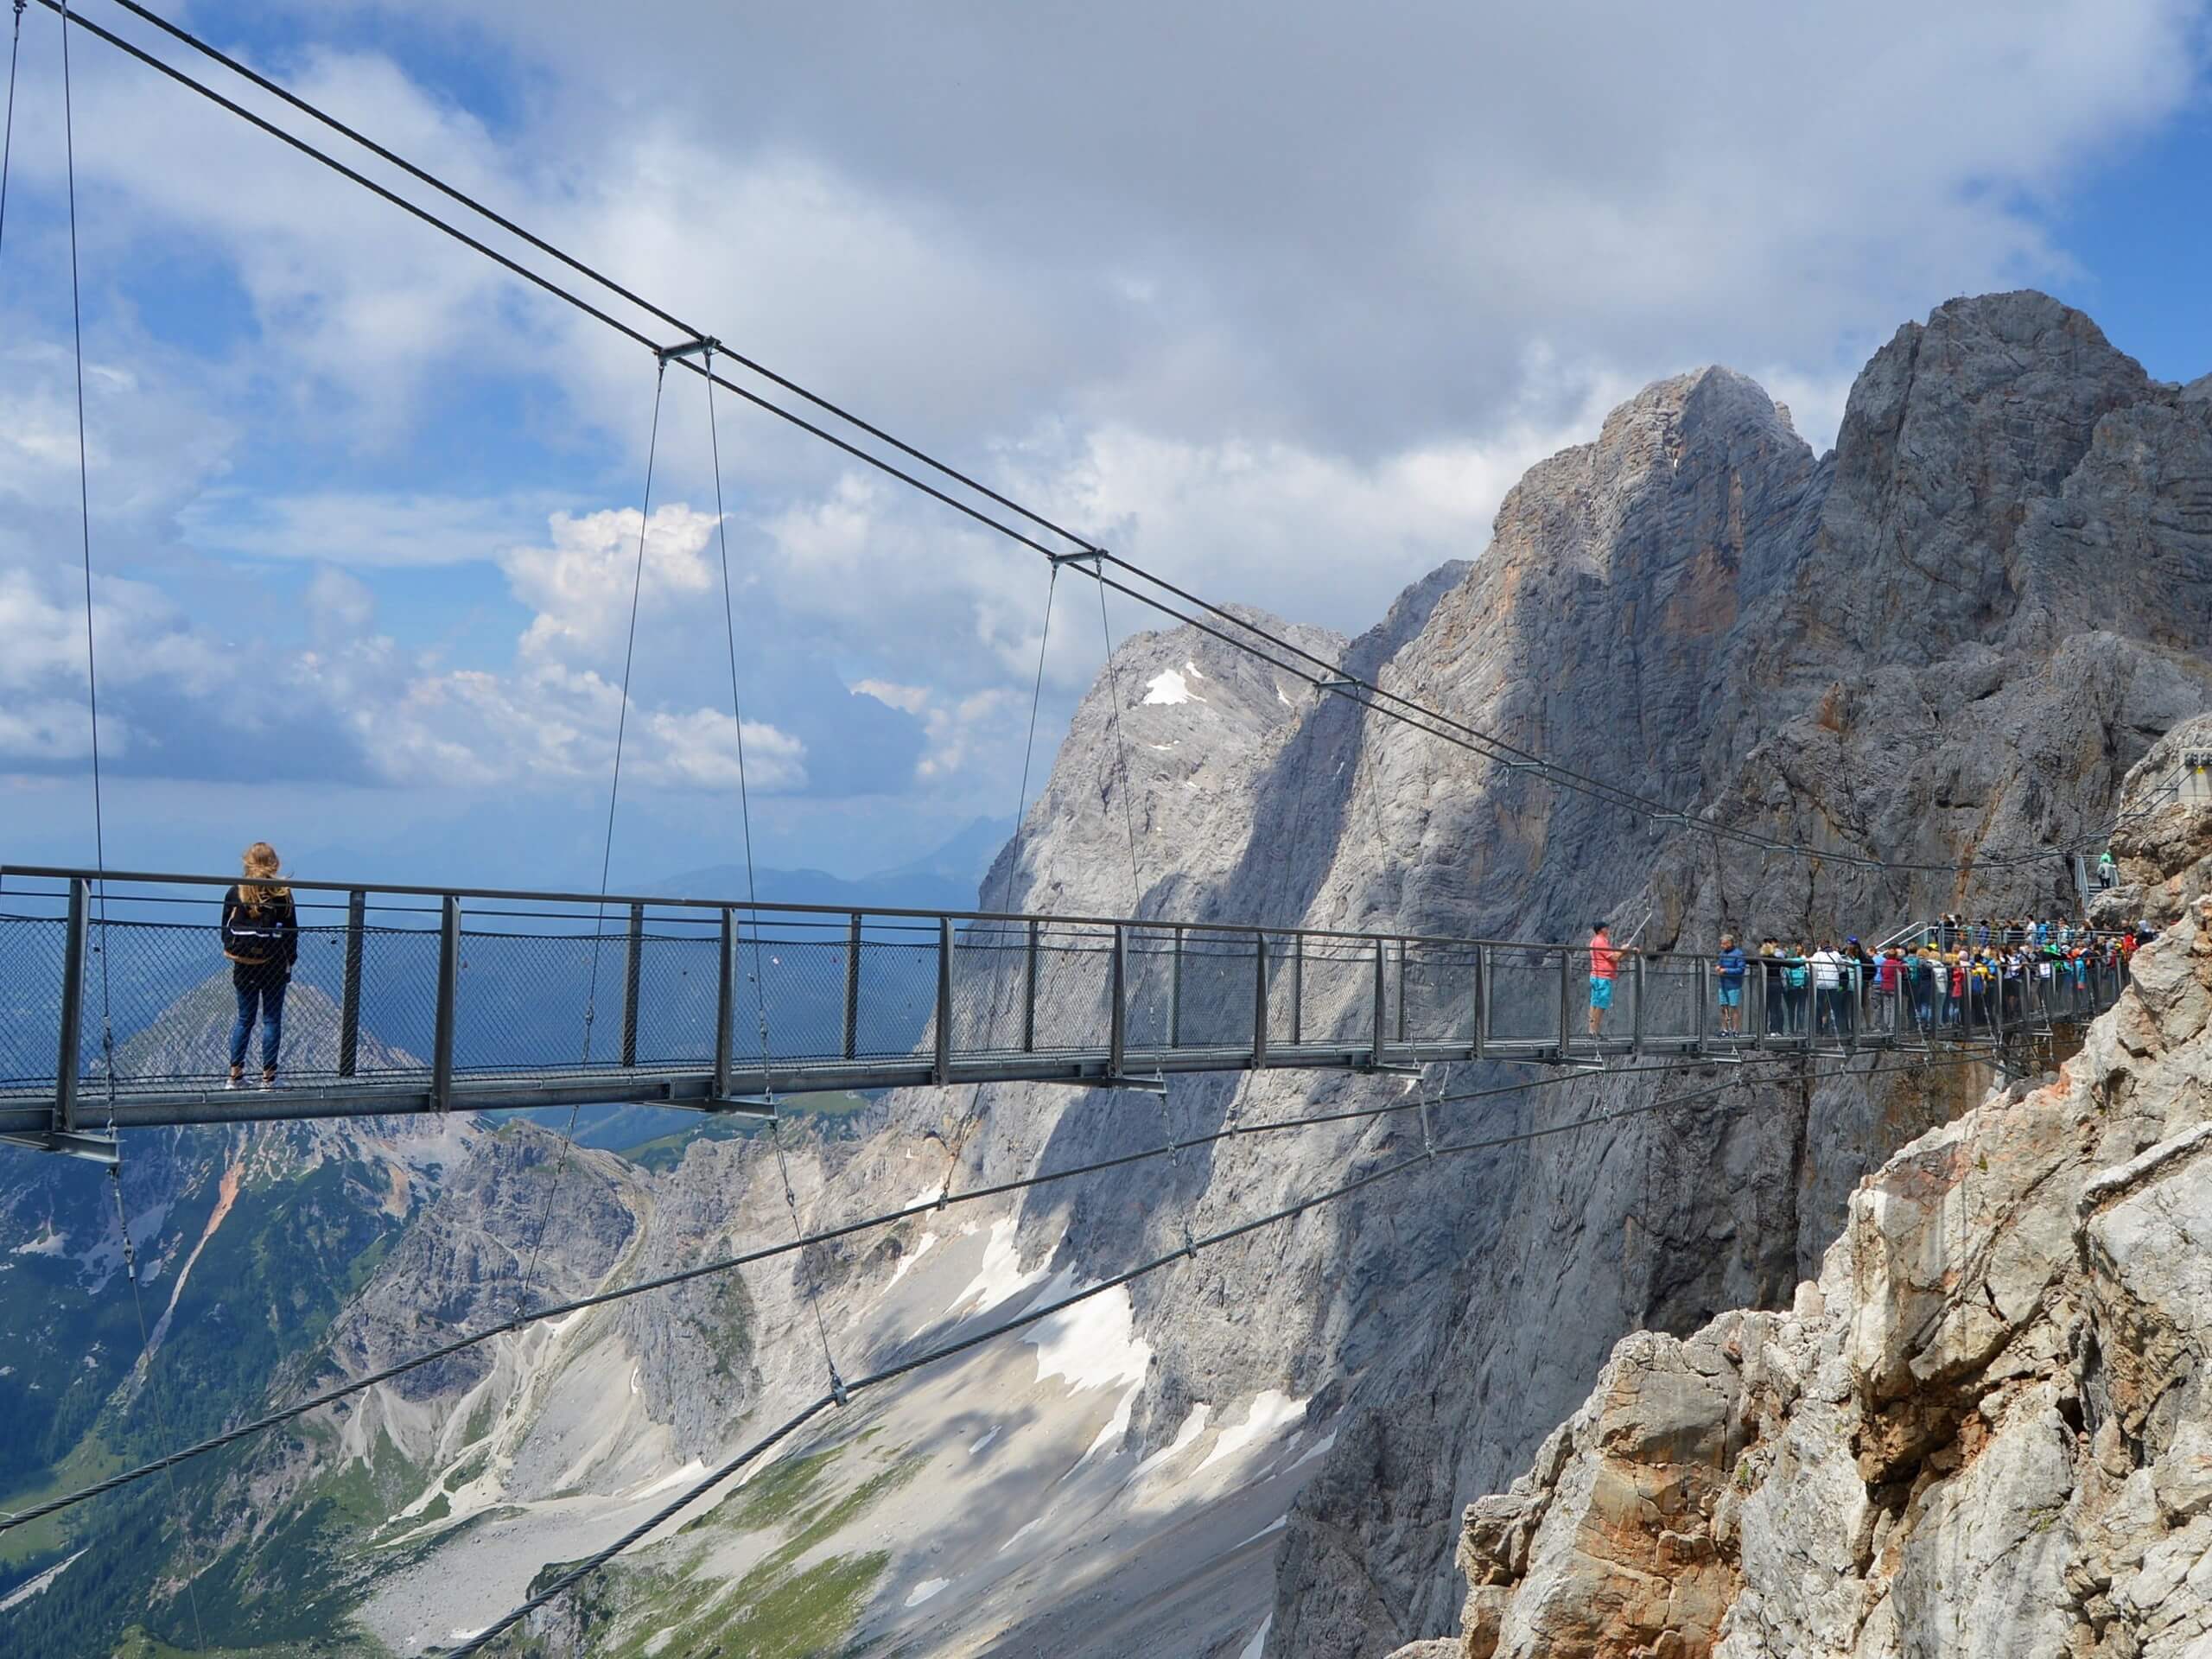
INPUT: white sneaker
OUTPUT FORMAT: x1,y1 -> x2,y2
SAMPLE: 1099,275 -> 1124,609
259,1073 -> 276,1091
226,1073 -> 242,1090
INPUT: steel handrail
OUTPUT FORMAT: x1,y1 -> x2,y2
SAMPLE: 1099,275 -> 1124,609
0,862 -> 1759,959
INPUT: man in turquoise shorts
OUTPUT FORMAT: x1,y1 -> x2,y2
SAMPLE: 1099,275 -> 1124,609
1715,933 -> 1747,1035
1587,921 -> 1618,1036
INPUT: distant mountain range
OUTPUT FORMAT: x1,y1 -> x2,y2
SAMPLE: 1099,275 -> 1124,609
650,814 -> 1011,913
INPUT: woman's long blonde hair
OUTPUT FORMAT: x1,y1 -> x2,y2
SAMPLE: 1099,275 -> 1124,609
240,841 -> 289,907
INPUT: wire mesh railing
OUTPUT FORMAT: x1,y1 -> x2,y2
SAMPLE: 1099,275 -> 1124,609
0,865 -> 2136,1138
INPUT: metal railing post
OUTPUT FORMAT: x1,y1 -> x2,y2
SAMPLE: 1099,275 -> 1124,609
1474,944 -> 1490,1060
1993,962 -> 2005,1053
934,918 -> 953,1085
1631,951 -> 1646,1058
338,889 -> 365,1079
1558,945 -> 1572,1060
1371,937 -> 1387,1067
842,913 -> 861,1060
1291,934 -> 1305,1047
54,878 -> 87,1133
621,901 -> 645,1069
1022,919 -> 1039,1054
1252,931 -> 1269,1070
1110,924 -> 1128,1078
714,908 -> 736,1098
433,894 -> 460,1111
1752,960 -> 1767,1052
1169,925 -> 1185,1050
1395,940 -> 1409,1046
1693,951 -> 1707,1053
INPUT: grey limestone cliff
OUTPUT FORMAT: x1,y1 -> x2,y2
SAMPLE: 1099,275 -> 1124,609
820,290 -> 2212,1657
1401,715 -> 2212,1659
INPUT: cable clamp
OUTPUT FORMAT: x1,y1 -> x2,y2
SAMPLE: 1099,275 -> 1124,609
655,334 -> 721,365
1048,547 -> 1106,567
829,1366 -> 850,1408
1180,1218 -> 1198,1261
1313,677 -> 1357,692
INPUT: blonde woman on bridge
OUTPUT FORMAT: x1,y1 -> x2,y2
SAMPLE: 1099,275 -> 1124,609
220,841 -> 300,1090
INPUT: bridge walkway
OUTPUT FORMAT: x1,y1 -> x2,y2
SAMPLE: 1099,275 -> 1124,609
0,869 -> 2126,1158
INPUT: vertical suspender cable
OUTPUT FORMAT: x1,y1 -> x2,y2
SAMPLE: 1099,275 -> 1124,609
58,0 -> 108,1060
703,347 -> 846,1402
938,560 -> 1060,1205
996,563 -> 1061,915
583,360 -> 669,1058
510,362 -> 668,1316
0,0 -> 20,916
1093,581 -> 1146,908
1093,573 -> 1195,1269
0,0 -> 24,258
61,4 -> 206,1645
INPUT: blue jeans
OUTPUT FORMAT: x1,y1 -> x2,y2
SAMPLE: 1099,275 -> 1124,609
231,976 -> 288,1071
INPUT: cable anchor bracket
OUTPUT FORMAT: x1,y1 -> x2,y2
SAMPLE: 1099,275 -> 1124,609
655,334 -> 721,365
1048,546 -> 1106,568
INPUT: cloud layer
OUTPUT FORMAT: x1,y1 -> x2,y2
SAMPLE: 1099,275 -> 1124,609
0,0 -> 2204,869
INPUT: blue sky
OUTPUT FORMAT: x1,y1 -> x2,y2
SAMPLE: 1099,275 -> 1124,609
2,0 -> 2208,891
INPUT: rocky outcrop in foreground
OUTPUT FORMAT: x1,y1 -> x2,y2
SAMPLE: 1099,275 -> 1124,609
1399,719 -> 2212,1657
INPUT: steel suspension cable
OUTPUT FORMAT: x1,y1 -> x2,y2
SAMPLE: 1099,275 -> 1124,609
0,0 -> 17,916
938,560 -> 1065,1206
23,1 -> 1069,579
0,1040 -> 2011,1535
94,0 -> 1099,560
105,1160 -> 209,1647
995,563 -> 1061,916
510,360 -> 669,1317
445,1046 -> 2001,1655
60,6 -> 205,1642
0,0 -> 24,257
702,342 -> 850,1403
1094,580 -> 1146,908
38,0 -> 2088,887
447,1394 -> 839,1657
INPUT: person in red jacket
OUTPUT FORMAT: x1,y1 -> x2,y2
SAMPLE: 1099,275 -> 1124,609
1587,921 -> 1618,1037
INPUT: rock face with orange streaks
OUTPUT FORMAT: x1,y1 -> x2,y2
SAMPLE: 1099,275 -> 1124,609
1398,731 -> 2212,1658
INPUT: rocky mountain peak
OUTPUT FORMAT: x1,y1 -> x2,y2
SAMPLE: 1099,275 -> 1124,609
1810,289 -> 2178,664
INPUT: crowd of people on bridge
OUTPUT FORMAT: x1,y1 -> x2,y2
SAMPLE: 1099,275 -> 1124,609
1583,915 -> 2158,1042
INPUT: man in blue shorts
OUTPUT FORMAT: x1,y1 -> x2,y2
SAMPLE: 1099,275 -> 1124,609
1715,933 -> 1746,1035
1587,921 -> 1618,1036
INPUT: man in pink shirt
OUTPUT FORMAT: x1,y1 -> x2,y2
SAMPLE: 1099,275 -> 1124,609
1587,921 -> 1618,1036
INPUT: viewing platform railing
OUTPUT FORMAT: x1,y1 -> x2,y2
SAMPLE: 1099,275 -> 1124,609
0,868 -> 2128,1155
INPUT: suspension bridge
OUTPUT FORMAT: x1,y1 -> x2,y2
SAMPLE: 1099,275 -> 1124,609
0,864 -> 2127,1161
0,3 -> 2167,1652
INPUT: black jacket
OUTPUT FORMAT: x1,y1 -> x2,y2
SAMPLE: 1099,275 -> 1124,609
222,886 -> 300,981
